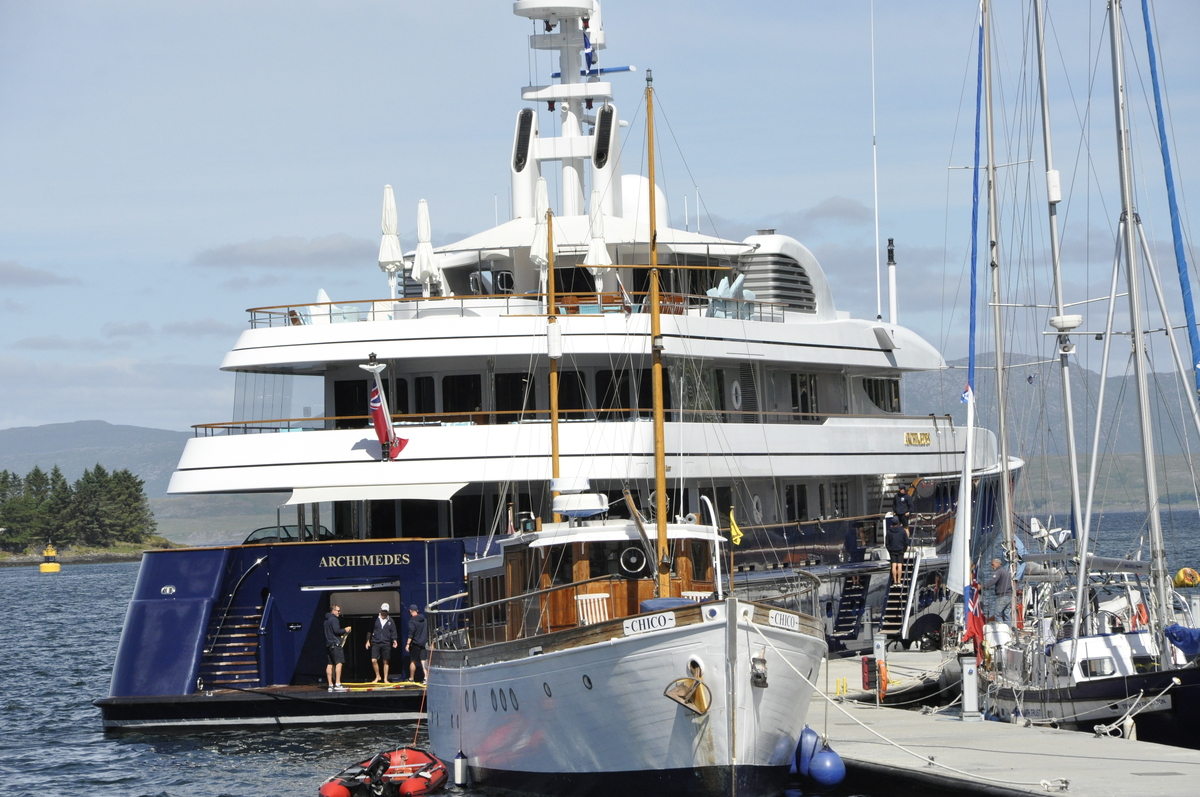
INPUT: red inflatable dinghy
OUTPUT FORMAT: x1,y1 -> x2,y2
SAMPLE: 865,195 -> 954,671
319,746 -> 448,797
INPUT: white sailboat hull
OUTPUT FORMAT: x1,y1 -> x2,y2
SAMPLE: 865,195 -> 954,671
427,599 -> 826,796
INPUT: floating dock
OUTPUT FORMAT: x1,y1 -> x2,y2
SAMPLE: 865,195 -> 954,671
815,651 -> 1200,795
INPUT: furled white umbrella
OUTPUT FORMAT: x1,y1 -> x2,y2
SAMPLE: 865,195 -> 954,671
529,177 -> 550,297
585,189 -> 612,278
378,184 -> 404,299
413,199 -> 445,297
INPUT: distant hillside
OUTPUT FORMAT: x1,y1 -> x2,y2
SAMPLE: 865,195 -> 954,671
903,354 -> 1197,456
0,420 -> 190,498
0,420 -> 284,544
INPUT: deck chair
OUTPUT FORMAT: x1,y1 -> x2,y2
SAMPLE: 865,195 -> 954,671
575,593 -> 611,626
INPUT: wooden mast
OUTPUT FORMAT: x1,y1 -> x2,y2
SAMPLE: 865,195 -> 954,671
646,70 -> 671,598
547,209 -> 562,523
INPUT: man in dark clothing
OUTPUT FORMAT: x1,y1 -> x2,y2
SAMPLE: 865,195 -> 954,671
405,604 -> 429,684
892,485 -> 914,527
885,514 -> 909,584
366,602 -> 399,683
843,523 -> 865,563
323,604 -> 350,691
985,558 -> 1013,623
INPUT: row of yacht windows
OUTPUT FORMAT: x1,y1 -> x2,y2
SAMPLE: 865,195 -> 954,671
328,368 -> 902,425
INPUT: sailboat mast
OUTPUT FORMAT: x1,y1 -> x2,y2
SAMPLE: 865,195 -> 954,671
1108,0 -> 1170,655
981,0 -> 1017,616
1033,0 -> 1087,641
645,71 -> 671,599
547,210 -> 562,522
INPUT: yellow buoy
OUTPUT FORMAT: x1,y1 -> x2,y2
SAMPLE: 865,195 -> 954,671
39,544 -> 61,573
1174,567 -> 1199,588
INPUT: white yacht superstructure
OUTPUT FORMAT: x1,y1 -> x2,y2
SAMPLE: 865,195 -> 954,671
168,0 -> 1015,655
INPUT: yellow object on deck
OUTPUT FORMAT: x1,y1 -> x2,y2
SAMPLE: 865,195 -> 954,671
40,544 -> 61,573
1175,567 -> 1200,588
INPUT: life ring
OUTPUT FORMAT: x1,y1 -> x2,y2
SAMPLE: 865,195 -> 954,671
1135,602 -> 1149,628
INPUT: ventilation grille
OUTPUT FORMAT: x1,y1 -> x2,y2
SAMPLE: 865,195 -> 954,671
740,253 -> 816,313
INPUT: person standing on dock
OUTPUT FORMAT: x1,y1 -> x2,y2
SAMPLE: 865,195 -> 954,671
405,604 -> 429,685
985,558 -> 1012,623
324,604 -> 351,691
367,602 -> 398,683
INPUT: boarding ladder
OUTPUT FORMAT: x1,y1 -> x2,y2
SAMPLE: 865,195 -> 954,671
198,604 -> 262,689
831,577 -> 868,638
878,555 -> 920,636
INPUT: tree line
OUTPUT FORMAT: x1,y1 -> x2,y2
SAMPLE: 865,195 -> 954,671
0,464 -> 157,551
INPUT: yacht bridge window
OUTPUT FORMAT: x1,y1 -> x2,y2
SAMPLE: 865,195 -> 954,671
863,377 -> 901,414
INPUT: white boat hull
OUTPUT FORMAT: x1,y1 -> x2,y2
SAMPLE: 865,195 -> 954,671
427,598 -> 826,796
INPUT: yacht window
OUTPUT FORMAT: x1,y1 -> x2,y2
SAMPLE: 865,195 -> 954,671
554,266 -> 596,295
443,374 -> 483,414
597,370 -> 630,420
589,542 -> 624,578
863,377 -> 901,414
334,380 -> 369,429
1082,658 -> 1116,678
633,368 -> 672,419
819,481 -> 849,519
394,378 -> 409,415
784,485 -> 809,522
495,373 -> 537,417
679,365 -> 724,422
791,374 -> 819,421
414,376 -> 436,414
558,371 -> 588,419
545,545 -> 574,585
690,540 -> 711,581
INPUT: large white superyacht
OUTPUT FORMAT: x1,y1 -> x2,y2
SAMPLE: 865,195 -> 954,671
164,0 -> 1015,665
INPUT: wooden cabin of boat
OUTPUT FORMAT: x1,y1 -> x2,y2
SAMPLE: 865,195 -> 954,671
459,505 -> 724,646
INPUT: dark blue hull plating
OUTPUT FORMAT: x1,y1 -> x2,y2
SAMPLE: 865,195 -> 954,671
98,537 -> 469,729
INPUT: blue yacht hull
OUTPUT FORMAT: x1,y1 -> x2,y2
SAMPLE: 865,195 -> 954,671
97,537 -> 470,730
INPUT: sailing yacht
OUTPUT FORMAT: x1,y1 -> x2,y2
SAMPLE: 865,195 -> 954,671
976,0 -> 1200,746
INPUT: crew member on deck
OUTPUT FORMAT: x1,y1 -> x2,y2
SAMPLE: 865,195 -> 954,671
986,558 -> 1013,623
406,604 -> 429,685
324,604 -> 350,691
892,484 -> 914,527
885,514 -> 909,584
367,602 -> 399,683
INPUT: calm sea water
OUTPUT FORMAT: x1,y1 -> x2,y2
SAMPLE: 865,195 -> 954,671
1,510 -> 1196,797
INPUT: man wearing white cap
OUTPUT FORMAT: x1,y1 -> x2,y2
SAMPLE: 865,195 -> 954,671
366,602 -> 398,683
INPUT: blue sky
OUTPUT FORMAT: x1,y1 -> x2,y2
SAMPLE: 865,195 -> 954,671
0,1 -> 1196,430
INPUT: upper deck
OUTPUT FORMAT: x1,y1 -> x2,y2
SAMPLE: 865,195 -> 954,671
222,289 -> 944,375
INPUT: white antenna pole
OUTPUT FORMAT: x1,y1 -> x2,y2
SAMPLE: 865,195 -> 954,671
871,0 -> 883,322
684,195 -> 689,232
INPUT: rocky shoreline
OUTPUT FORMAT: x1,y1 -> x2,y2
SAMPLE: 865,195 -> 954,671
0,551 -> 147,568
